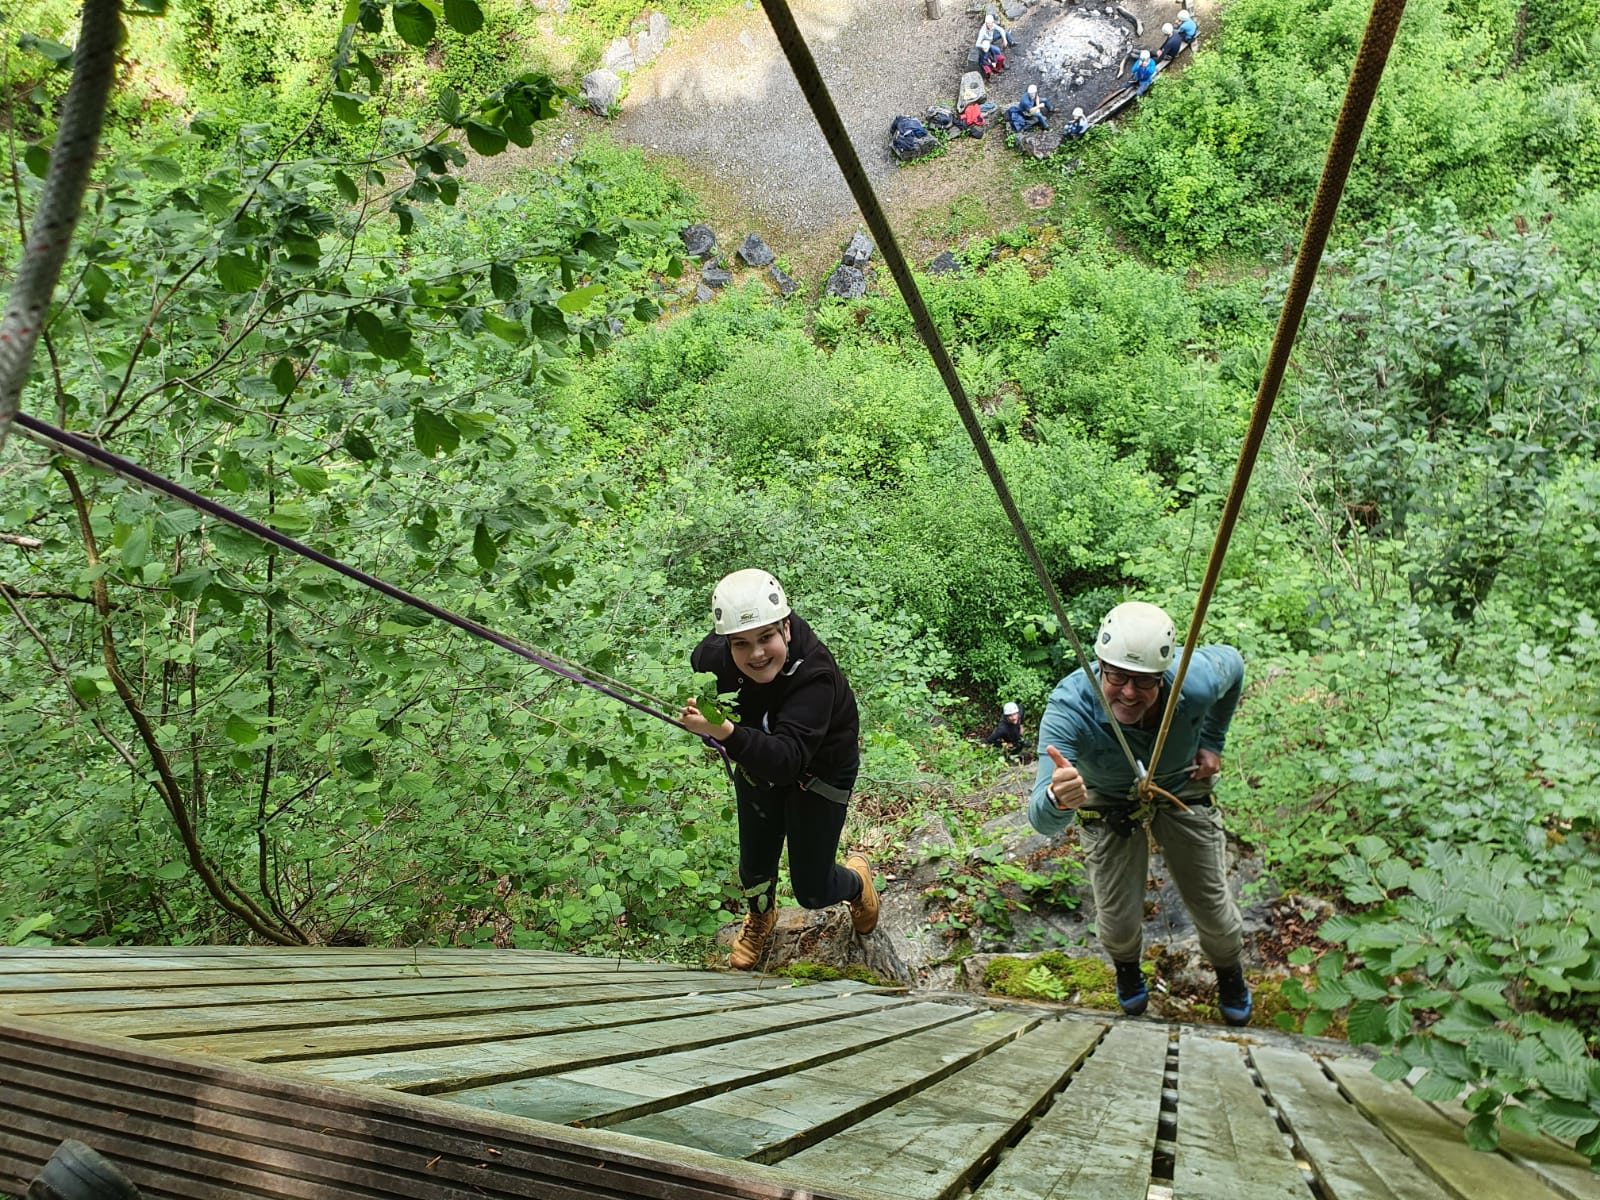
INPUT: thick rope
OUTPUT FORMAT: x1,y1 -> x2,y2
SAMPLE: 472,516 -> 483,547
0,0 -> 122,447
1142,0 -> 1408,795
757,0 -> 1144,780
11,413 -> 731,764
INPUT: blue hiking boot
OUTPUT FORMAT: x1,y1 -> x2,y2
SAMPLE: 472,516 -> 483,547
1114,959 -> 1149,1016
1216,963 -> 1253,1026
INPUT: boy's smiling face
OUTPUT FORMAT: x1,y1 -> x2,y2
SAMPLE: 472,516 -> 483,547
729,620 -> 790,684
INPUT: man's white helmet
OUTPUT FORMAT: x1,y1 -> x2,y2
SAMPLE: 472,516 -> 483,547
712,569 -> 791,635
1097,601 -> 1175,674
1178,8 -> 1191,18
1140,48 -> 1151,60
1163,22 -> 1174,33
1027,83 -> 1038,96
1073,106 -> 1085,118
1002,701 -> 1020,716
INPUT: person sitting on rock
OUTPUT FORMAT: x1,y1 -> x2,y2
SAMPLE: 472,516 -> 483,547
1009,83 -> 1054,131
1130,48 -> 1159,96
977,35 -> 1007,79
679,569 -> 878,971
980,12 -> 1017,53
1178,9 -> 1199,44
1063,106 -> 1090,138
1156,22 -> 1185,63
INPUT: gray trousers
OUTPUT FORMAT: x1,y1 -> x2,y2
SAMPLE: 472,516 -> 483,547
1079,802 -> 1243,968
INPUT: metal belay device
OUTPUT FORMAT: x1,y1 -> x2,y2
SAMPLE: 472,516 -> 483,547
26,1141 -> 141,1200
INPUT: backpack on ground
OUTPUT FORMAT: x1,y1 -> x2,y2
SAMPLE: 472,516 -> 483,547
890,115 -> 939,161
926,105 -> 954,129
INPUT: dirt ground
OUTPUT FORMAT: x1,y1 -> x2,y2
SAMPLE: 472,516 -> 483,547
603,0 -> 1214,272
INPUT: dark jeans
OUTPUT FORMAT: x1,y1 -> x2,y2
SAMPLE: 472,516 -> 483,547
736,776 -> 861,912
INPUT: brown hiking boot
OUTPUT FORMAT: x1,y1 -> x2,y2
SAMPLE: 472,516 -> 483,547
846,855 -> 879,935
729,904 -> 778,970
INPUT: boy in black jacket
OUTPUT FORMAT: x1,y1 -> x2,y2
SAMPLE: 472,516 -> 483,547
680,569 -> 878,969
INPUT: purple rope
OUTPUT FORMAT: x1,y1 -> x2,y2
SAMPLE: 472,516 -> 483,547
15,412 -> 731,763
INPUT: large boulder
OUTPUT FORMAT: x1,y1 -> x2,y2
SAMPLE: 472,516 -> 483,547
824,265 -> 867,299
958,70 -> 988,107
580,70 -> 621,116
601,36 -> 635,72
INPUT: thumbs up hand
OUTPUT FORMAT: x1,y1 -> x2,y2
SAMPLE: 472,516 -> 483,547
1045,745 -> 1086,811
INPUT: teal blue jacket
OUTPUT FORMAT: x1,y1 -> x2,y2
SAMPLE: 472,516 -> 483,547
1028,646 -> 1244,835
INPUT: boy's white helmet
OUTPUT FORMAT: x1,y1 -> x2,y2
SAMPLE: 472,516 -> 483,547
1002,701 -> 1020,716
1096,601 -> 1175,673
1073,106 -> 1085,118
1178,8 -> 1191,18
1163,22 -> 1174,33
1140,48 -> 1152,60
712,569 -> 791,635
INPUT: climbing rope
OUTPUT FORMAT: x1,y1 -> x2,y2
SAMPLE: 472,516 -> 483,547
0,0 -> 121,447
1141,0 -> 1407,796
757,0 -> 1146,782
10,412 -> 733,766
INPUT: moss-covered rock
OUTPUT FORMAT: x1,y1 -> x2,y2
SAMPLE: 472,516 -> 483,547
983,952 -> 1119,1008
778,961 -> 891,986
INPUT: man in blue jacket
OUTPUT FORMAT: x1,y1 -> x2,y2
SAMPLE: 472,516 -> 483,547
1027,601 -> 1251,1024
1130,49 -> 1159,96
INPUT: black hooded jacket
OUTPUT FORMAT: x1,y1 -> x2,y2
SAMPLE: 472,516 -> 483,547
691,612 -> 860,791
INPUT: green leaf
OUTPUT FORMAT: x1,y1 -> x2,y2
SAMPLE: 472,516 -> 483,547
1537,1099 -> 1600,1140
170,568 -> 212,601
331,92 -> 366,124
1411,1071 -> 1463,1103
489,261 -> 517,301
1536,1058 -> 1591,1103
19,34 -> 73,67
120,525 -> 151,570
1463,1086 -> 1502,1114
678,868 -> 701,888
341,748 -> 376,780
413,408 -> 460,457
557,283 -> 605,314
334,170 -> 360,204
142,155 -> 183,182
69,676 -> 102,704
437,87 -> 462,124
443,0 -> 483,33
482,311 -> 525,344
1464,1112 -> 1501,1152
270,357 -> 298,397
152,861 -> 187,881
1372,1053 -> 1410,1082
392,0 -> 436,45
1501,1103 -> 1542,1137
288,464 -> 330,493
224,714 -> 260,745
472,520 -> 498,570
465,120 -> 508,156
215,253 -> 263,293
24,145 -> 50,178
342,428 -> 377,462
528,303 -> 567,342
1537,1023 -> 1588,1066
1347,999 -> 1391,1045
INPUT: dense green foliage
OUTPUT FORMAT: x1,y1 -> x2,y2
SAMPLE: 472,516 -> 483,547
2,0 -> 1598,1162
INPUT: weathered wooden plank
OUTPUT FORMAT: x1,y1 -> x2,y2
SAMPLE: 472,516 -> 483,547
0,963 -> 684,992
971,1021 -> 1169,1200
773,1017 -> 1105,1199
0,946 -> 643,967
1252,1045 -> 1454,1200
0,967 -> 733,1017
610,1008 -> 1039,1162
299,991 -> 911,1092
1327,1058 -> 1572,1200
0,1016 -> 866,1200
53,975 -> 838,1040
446,1000 -> 972,1127
1173,1033 -> 1309,1200
1430,1096 -> 1600,1200
155,979 -> 804,1061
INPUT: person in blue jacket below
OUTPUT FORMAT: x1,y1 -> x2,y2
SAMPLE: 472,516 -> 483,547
1130,48 -> 1159,96
1178,9 -> 1199,45
680,569 -> 878,971
1027,601 -> 1252,1025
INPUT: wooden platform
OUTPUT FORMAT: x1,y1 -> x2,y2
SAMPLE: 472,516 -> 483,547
0,949 -> 1592,1200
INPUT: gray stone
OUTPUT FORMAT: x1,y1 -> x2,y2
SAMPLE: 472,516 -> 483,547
959,69 -> 988,106
769,264 -> 800,296
695,283 -> 714,303
842,230 -> 874,267
680,223 -> 716,259
580,70 -> 621,116
824,265 -> 867,299
737,233 -> 775,267
966,47 -> 981,66
1003,0 -> 1026,17
632,11 -> 670,65
600,36 -> 635,72
928,250 -> 963,275
701,264 -> 732,288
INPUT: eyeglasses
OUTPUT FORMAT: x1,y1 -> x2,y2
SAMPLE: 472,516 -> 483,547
1100,665 -> 1163,693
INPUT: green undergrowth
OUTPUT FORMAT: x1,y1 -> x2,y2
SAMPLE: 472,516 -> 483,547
778,962 -> 892,987
984,953 -> 1119,1008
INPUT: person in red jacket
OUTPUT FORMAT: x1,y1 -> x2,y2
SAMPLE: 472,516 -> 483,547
680,569 -> 878,969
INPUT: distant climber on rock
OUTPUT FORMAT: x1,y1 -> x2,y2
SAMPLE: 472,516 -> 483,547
680,569 -> 878,971
1007,83 -> 1055,132
1026,600 -> 1253,1027
984,701 -> 1027,754
1063,106 -> 1090,138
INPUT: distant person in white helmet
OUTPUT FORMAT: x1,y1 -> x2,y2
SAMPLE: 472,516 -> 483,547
1063,106 -> 1090,138
1130,48 -> 1159,96
1156,21 -> 1185,63
1027,601 -> 1251,1025
680,569 -> 877,970
1177,8 -> 1198,44
983,700 -> 1027,754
